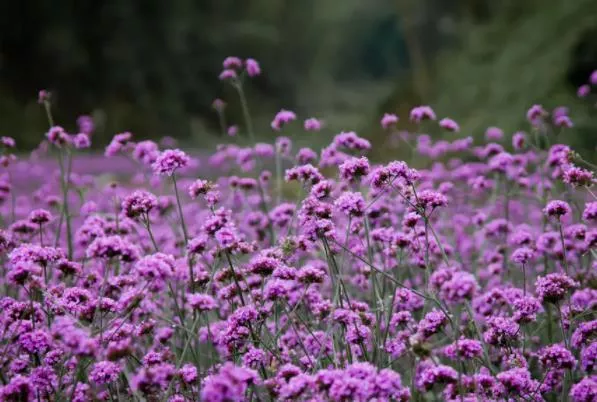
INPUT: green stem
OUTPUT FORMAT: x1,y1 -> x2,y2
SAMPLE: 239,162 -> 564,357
557,220 -> 569,275
172,174 -> 189,244
235,82 -> 255,142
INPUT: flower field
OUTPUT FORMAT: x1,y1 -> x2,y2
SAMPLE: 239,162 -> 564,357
0,59 -> 596,401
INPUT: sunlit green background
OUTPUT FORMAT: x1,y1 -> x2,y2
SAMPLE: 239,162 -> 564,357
1,0 -> 596,159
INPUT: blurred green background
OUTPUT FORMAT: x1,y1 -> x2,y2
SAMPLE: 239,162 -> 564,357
1,0 -> 596,158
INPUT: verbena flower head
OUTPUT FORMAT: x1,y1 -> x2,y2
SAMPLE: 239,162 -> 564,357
334,191 -> 366,217
526,104 -> 547,125
381,113 -> 399,129
510,246 -> 535,265
105,131 -> 133,157
483,316 -> 520,346
28,209 -> 53,225
187,293 -> 218,312
245,58 -> 261,77
409,106 -> 436,123
222,56 -> 243,70
0,136 -> 16,148
439,118 -> 460,132
590,69 -> 597,85
152,149 -> 190,176
570,376 -> 597,402
583,202 -> 597,222
564,166 -> 595,187
538,343 -> 576,370
122,190 -> 158,219
339,156 -> 370,182
544,200 -> 571,218
73,133 -> 91,149
46,126 -> 71,147
133,140 -> 160,165
535,273 -> 579,304
77,115 -> 94,134
485,126 -> 504,141
512,131 -> 527,150
219,69 -> 237,80
443,338 -> 483,360
271,109 -> 297,131
89,361 -> 121,384
304,117 -> 323,131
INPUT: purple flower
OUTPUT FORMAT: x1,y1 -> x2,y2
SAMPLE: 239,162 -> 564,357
90,361 -> 121,384
77,115 -> 94,134
496,368 -> 539,396
512,131 -> 527,150
580,342 -> 596,372
30,366 -> 58,395
510,247 -> 535,265
223,56 -> 243,69
416,363 -> 457,391
219,69 -> 237,80
570,376 -> 597,402
122,190 -> 158,219
513,296 -> 542,323
200,363 -> 259,402
179,364 -> 198,384
19,329 -> 51,354
416,189 -> 448,212
483,316 -> 520,346
188,179 -> 215,199
245,58 -> 261,77
535,273 -> 579,304
105,132 -> 133,157
409,106 -> 436,123
73,133 -> 91,149
285,164 -> 324,185
134,252 -> 176,281
485,126 -> 504,141
187,293 -> 217,312
227,125 -> 238,136
133,140 -> 160,165
297,264 -> 326,284
439,271 -> 478,303
544,200 -> 571,218
46,126 -> 71,147
526,104 -> 547,125
0,136 -> 16,148
381,113 -> 399,129
439,118 -> 460,132
555,115 -> 574,128
564,166 -> 594,187
339,156 -> 370,182
539,343 -> 576,370
296,147 -> 318,165
87,235 -> 141,262
38,89 -> 50,103
152,149 -> 190,176
304,118 -> 323,131
334,191 -> 366,217
271,109 -> 297,131
443,338 -> 483,360
333,131 -> 371,151
0,375 -> 35,401
28,209 -> 53,225
417,309 -> 448,338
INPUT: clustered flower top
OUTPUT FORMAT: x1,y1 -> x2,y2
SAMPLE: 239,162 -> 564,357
0,64 -> 596,402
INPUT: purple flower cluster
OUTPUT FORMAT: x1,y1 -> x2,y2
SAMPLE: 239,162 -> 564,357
1,63 -> 596,402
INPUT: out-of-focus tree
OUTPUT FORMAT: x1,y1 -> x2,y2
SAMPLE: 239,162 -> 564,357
375,0 -> 597,162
